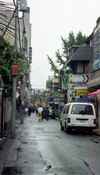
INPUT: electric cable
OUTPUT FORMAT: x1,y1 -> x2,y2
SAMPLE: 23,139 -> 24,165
0,14 -> 15,28
2,7 -> 16,37
0,22 -> 15,31
0,0 -> 16,37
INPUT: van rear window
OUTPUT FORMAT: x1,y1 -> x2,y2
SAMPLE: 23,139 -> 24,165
71,104 -> 94,115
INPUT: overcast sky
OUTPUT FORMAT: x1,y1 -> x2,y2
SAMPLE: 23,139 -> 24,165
17,1 -> 100,88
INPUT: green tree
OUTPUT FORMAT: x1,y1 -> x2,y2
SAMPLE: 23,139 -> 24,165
0,37 -> 29,84
47,55 -> 59,75
56,49 -> 65,65
61,32 -> 76,60
68,32 -> 76,48
61,36 -> 69,59
47,31 -> 87,74
61,31 -> 86,60
76,31 -> 86,45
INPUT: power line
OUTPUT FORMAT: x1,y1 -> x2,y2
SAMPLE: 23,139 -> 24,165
0,15 -> 15,28
1,0 -> 23,52
0,22 -> 15,31
0,24 -> 14,35
0,0 -> 16,38
2,7 -> 16,37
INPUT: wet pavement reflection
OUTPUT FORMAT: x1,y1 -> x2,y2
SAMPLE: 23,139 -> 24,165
1,115 -> 100,175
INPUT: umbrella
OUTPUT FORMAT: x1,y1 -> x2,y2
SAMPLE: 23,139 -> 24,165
88,89 -> 100,96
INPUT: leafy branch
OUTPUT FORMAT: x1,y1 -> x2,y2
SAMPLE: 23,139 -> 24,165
47,55 -> 59,75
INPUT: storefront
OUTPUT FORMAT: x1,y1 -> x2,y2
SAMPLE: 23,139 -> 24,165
67,74 -> 88,102
88,79 -> 100,128
75,87 -> 88,96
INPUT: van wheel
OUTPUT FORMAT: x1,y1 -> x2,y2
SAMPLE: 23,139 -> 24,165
60,121 -> 64,131
66,127 -> 72,133
64,121 -> 67,131
64,122 -> 71,133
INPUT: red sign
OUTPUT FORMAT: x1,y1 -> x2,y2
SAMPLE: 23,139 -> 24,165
11,64 -> 20,76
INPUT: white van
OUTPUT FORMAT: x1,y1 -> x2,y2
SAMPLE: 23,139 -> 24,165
60,102 -> 96,132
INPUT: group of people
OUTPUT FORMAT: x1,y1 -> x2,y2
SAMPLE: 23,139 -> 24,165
23,102 -> 50,121
16,93 -> 51,122
36,105 -> 49,121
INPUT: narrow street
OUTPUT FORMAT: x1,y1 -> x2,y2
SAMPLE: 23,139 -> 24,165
0,1 -> 100,175
0,115 -> 100,175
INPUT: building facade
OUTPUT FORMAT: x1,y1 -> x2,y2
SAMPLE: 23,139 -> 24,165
0,0 -> 32,137
61,45 -> 91,102
87,17 -> 100,128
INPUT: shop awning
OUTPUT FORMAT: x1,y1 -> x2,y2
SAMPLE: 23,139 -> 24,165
88,89 -> 100,96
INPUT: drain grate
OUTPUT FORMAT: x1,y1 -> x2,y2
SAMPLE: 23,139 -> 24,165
1,167 -> 22,175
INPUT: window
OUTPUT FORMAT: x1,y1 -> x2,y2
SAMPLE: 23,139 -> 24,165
77,64 -> 84,73
71,104 -> 94,115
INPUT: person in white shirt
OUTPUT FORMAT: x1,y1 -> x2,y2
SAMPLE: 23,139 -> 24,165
37,106 -> 43,121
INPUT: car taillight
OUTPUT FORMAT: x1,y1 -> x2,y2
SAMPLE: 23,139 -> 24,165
67,118 -> 70,123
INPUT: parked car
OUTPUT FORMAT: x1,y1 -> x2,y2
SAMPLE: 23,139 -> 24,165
60,102 -> 96,132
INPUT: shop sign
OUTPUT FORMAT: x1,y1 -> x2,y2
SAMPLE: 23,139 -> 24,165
11,64 -> 20,76
75,88 -> 88,96
69,74 -> 88,83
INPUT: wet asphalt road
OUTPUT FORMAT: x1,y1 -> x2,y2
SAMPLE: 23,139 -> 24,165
3,115 -> 100,175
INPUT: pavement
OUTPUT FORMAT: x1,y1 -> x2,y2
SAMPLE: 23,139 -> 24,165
0,116 -> 50,175
0,120 -> 23,175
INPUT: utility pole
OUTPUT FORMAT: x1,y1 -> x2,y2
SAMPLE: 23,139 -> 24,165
10,0 -> 18,138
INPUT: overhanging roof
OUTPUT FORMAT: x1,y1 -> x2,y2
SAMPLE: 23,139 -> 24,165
69,45 -> 92,62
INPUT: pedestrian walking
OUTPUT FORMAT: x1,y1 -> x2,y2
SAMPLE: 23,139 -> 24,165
37,105 -> 43,121
16,95 -> 25,124
28,103 -> 33,116
42,107 -> 49,120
